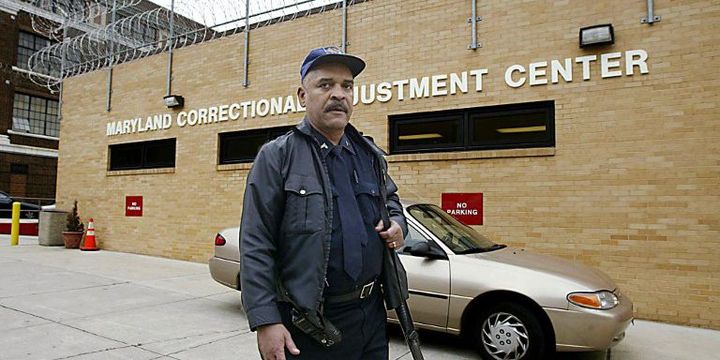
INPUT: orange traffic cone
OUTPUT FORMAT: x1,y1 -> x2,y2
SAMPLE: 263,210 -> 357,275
81,218 -> 99,251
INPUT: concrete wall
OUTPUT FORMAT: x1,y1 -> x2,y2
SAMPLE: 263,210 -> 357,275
57,0 -> 720,328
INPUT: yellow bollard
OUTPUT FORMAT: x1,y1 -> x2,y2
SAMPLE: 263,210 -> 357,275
10,202 -> 20,246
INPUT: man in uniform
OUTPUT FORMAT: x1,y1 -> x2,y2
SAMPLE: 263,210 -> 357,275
240,47 -> 408,360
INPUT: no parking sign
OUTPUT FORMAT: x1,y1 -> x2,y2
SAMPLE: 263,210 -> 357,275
125,196 -> 143,217
441,193 -> 483,225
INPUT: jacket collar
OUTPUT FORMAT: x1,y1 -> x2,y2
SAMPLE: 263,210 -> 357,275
310,128 -> 355,158
296,116 -> 384,158
295,116 -> 315,138
297,116 -> 360,137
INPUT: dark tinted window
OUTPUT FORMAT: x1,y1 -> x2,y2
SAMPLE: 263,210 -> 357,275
10,164 -> 29,174
395,115 -> 463,153
144,140 -> 176,168
469,107 -> 552,147
109,139 -> 175,170
399,225 -> 429,254
390,101 -> 554,154
219,126 -> 294,164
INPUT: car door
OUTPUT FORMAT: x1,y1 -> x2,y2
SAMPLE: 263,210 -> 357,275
388,222 -> 450,330
0,192 -> 12,218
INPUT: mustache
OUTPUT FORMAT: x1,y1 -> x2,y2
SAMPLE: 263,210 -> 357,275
324,102 -> 348,113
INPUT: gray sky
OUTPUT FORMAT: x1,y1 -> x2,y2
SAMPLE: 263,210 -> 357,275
149,0 -> 343,30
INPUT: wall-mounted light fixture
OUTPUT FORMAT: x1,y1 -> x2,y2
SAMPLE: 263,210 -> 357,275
579,24 -> 614,48
163,95 -> 184,108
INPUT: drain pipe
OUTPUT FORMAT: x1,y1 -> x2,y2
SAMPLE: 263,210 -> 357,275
468,0 -> 481,50
58,18 -> 67,120
243,0 -> 250,87
341,0 -> 347,52
641,0 -> 661,24
166,0 -> 175,96
106,0 -> 116,111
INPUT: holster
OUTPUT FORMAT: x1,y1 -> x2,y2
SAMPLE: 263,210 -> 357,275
278,285 -> 342,348
290,307 -> 342,347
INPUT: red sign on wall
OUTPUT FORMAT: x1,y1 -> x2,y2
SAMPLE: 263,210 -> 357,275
441,193 -> 483,225
125,196 -> 143,217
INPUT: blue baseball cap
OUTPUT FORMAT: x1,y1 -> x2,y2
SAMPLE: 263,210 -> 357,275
300,46 -> 366,81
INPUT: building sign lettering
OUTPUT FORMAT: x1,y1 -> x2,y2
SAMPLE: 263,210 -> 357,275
106,49 -> 649,137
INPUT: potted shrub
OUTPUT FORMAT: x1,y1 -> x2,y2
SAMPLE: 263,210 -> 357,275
62,200 -> 84,249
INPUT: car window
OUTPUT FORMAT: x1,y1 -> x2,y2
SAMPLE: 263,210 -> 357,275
0,193 -> 10,202
400,225 -> 427,253
407,204 -> 498,254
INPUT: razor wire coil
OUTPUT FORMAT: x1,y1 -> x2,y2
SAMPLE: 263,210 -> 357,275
20,0 -> 363,91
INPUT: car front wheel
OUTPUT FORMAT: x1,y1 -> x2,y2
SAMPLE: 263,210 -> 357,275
473,302 -> 550,360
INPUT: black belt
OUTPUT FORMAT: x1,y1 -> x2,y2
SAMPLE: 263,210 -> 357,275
324,280 -> 378,304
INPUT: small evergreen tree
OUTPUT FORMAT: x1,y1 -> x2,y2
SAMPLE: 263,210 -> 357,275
66,200 -> 84,232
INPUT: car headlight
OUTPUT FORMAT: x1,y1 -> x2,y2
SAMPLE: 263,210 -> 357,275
567,291 -> 619,310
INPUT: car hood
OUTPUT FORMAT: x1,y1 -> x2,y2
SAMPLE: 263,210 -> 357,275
462,247 -> 617,292
24,203 -> 41,210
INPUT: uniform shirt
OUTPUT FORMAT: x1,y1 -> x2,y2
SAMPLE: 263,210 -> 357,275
310,128 -> 384,295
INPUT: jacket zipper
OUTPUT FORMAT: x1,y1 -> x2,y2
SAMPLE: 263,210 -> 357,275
311,137 -> 333,314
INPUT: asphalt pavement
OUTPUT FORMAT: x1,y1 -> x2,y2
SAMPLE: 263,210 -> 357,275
1,236 -> 718,360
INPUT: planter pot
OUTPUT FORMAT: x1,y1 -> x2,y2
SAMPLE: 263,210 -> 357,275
62,231 -> 84,249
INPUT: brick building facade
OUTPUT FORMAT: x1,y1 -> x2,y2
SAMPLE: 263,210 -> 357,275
0,8 -> 59,199
56,0 -> 719,329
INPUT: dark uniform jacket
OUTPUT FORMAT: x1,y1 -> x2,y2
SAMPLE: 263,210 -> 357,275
240,118 -> 409,331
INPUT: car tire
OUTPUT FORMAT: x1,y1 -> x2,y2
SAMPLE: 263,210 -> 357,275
472,301 -> 550,360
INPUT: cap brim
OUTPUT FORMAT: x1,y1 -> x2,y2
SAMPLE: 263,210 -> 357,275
309,53 -> 366,78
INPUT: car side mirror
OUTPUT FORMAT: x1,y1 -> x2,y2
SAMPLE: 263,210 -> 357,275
409,241 -> 446,260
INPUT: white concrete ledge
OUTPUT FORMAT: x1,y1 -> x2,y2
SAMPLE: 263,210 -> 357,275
7,129 -> 60,142
0,134 -> 58,158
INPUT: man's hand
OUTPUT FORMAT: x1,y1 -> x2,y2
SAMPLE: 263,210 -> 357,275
375,219 -> 404,250
257,323 -> 300,360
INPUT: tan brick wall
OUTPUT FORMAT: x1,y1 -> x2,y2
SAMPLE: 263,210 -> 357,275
57,0 -> 720,328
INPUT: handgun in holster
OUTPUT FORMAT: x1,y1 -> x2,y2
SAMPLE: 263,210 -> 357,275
278,284 -> 342,348
290,307 -> 342,348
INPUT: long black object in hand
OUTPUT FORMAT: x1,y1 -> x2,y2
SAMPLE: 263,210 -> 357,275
381,210 -> 425,360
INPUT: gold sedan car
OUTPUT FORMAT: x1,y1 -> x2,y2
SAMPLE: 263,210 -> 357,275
210,203 -> 633,360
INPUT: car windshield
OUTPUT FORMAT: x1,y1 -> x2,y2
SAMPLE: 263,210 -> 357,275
406,204 -> 504,254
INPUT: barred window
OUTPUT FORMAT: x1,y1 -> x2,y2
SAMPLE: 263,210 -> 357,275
12,93 -> 60,138
17,31 -> 51,69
